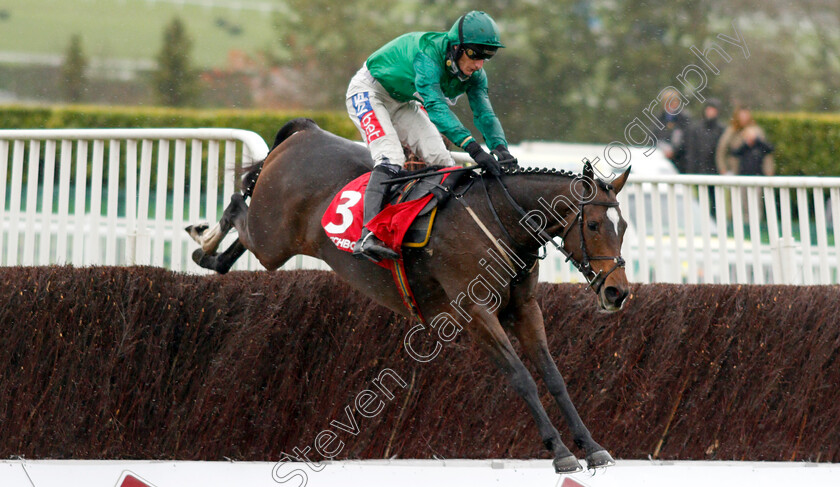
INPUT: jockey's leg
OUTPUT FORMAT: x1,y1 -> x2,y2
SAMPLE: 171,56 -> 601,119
393,101 -> 455,167
345,66 -> 405,261
353,162 -> 400,262
345,65 -> 407,167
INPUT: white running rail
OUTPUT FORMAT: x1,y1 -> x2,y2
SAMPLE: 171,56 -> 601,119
0,128 -> 277,273
3,129 -> 839,284
539,174 -> 840,285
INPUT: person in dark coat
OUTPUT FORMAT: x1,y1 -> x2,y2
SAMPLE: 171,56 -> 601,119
687,98 -> 725,174
731,125 -> 774,176
654,88 -> 693,173
687,98 -> 725,213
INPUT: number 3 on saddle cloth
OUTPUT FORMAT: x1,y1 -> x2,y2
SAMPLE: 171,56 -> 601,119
321,170 -> 454,323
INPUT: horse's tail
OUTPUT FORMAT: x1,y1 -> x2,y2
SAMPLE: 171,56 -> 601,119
240,118 -> 319,198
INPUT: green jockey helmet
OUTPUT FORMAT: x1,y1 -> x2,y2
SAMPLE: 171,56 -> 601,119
446,11 -> 504,80
449,11 -> 505,49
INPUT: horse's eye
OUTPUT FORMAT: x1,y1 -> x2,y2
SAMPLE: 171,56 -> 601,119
587,221 -> 599,231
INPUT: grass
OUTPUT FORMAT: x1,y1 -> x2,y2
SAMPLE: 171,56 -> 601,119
0,0 -> 277,68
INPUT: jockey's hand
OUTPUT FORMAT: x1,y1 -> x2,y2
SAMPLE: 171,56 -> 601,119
466,141 -> 502,176
492,144 -> 517,166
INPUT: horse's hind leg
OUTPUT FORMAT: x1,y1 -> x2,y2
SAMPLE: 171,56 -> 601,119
186,193 -> 249,255
510,296 -> 614,469
192,239 -> 247,274
191,193 -> 252,273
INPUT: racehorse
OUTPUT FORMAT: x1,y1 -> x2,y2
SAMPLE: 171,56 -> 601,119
187,118 -> 630,473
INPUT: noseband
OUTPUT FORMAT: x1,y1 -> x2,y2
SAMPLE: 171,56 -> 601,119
481,172 -> 626,294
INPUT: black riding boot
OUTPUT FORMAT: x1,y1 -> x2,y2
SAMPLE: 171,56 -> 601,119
354,164 -> 400,262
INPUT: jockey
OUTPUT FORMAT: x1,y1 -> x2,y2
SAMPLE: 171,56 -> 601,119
346,10 -> 514,261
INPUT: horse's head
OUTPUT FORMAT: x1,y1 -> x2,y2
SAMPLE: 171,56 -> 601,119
558,164 -> 630,312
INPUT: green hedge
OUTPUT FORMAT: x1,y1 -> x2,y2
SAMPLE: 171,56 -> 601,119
2,106 -> 838,176
0,105 -> 360,148
755,112 -> 840,176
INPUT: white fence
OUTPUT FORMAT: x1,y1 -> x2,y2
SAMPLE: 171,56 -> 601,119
3,129 -> 840,284
539,174 -> 840,285
0,128 -> 272,273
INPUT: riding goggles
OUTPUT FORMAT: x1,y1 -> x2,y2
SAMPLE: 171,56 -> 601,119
464,44 -> 497,60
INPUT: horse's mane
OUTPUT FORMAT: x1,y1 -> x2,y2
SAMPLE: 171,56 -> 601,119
398,164 -> 616,193
502,165 -> 615,193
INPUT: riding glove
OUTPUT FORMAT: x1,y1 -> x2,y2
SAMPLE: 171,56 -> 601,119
492,144 -> 517,166
466,141 -> 502,176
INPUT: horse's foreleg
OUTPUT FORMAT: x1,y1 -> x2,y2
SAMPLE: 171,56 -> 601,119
465,305 -> 583,474
511,297 -> 614,469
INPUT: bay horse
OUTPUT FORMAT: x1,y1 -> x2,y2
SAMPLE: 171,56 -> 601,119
187,118 -> 630,473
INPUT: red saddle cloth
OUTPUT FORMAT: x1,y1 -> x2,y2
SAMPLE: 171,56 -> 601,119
321,172 -> 436,261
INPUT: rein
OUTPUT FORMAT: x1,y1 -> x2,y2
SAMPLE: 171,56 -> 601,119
481,172 -> 626,294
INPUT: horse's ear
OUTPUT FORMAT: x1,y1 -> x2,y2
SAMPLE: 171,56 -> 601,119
583,159 -> 595,180
612,167 -> 631,194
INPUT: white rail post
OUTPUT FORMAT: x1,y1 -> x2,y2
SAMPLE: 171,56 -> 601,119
682,184 -> 697,284
8,140 -> 25,265
813,188 -> 831,284
72,140 -> 88,266
746,187 -> 763,284
40,140 -> 57,264
764,187 -> 782,283
0,140 -> 8,261
796,187 -> 814,284
779,188 -> 796,284
23,140 -> 40,266
666,184 -> 680,282
105,140 -> 121,265
135,139 -> 154,266
831,188 -> 840,283
56,140 -> 73,263
731,186 -> 746,283
698,185 -> 713,284
714,185 -> 729,284
125,140 -> 139,266
87,140 -> 105,266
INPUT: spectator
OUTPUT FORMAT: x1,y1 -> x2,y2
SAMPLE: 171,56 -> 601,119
687,98 -> 725,213
717,106 -> 775,221
731,125 -> 775,176
716,106 -> 775,176
687,98 -> 725,175
654,88 -> 693,173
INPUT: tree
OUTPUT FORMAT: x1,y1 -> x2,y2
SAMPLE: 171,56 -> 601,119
61,34 -> 88,103
153,17 -> 199,107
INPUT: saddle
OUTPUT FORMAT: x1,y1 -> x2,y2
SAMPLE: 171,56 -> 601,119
385,168 -> 454,247
321,165 -> 471,324
321,167 -> 467,257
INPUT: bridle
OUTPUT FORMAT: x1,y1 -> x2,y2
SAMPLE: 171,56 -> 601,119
478,169 -> 626,294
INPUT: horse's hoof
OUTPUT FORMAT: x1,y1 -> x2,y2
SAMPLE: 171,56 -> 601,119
553,455 -> 583,474
185,223 -> 209,243
585,450 -> 615,469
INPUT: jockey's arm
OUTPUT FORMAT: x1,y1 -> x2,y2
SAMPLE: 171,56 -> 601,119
466,72 -> 508,151
413,52 -> 476,150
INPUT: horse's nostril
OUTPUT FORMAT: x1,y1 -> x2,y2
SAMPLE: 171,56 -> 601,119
616,289 -> 629,307
604,286 -> 627,307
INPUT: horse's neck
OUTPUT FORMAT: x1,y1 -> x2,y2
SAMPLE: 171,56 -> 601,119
485,174 -> 581,247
